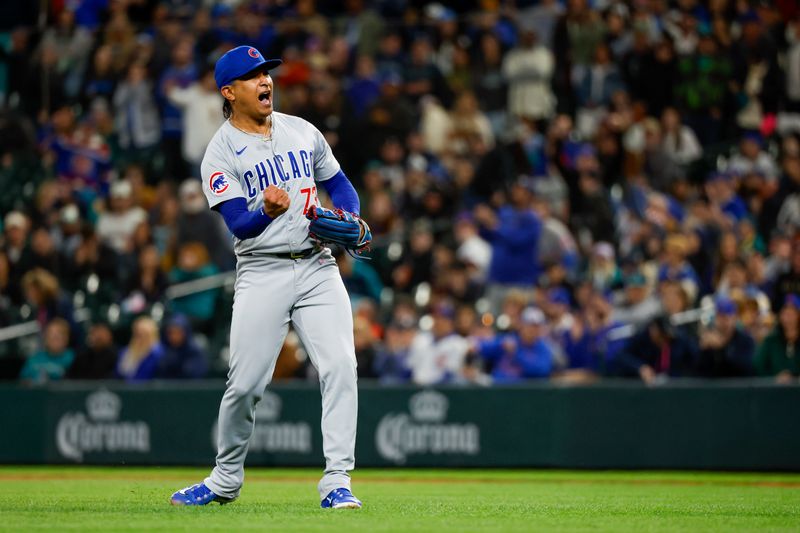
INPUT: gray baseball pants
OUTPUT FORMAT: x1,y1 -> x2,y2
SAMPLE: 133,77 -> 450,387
204,250 -> 358,501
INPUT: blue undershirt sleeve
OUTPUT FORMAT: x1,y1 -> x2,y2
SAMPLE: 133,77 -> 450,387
320,170 -> 360,215
214,197 -> 272,240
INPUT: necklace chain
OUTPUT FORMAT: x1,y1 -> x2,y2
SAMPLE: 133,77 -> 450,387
231,114 -> 272,141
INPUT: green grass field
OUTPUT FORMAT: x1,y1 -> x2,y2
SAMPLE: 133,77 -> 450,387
1,467 -> 799,532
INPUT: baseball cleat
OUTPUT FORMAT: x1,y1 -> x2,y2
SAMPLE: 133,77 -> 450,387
320,487 -> 362,509
170,482 -> 235,506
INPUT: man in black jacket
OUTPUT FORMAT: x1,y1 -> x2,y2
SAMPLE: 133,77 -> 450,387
617,315 -> 698,384
697,298 -> 755,377
66,322 -> 117,380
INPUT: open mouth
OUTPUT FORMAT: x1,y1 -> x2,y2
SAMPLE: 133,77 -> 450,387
258,90 -> 272,104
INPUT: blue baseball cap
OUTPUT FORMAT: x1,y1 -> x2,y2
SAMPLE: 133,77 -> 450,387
214,46 -> 282,90
706,170 -> 734,183
742,129 -> 763,143
738,10 -> 760,25
548,287 -> 571,306
576,143 -> 597,159
715,297 -> 737,316
432,301 -> 455,319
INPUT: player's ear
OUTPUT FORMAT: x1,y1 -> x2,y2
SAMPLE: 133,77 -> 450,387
221,85 -> 235,104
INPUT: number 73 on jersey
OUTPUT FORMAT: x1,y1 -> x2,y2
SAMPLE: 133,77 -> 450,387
301,187 -> 317,215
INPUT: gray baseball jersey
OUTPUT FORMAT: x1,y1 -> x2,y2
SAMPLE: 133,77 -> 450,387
199,112 -> 358,503
200,112 -> 340,254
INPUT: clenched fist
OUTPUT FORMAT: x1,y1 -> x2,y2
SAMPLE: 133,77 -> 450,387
263,185 -> 290,218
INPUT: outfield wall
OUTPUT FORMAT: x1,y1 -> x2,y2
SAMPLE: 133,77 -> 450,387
1,381 -> 798,470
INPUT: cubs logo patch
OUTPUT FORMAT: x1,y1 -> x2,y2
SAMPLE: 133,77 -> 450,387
248,48 -> 260,58
209,171 -> 230,196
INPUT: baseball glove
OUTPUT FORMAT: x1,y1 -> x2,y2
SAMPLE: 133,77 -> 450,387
306,205 -> 372,256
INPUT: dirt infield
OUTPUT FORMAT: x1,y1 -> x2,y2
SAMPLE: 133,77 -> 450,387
1,469 -> 799,488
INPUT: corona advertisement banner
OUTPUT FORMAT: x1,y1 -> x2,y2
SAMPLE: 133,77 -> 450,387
1,383 -> 799,470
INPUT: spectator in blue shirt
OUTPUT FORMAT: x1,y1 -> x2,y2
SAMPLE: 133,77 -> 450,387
157,314 -> 208,379
72,0 -> 109,31
705,171 -> 749,226
475,180 -> 542,312
474,306 -> 556,383
116,316 -> 164,382
562,289 -> 628,377
373,316 -> 417,384
156,37 -> 197,180
346,55 -> 382,118
43,104 -> 112,195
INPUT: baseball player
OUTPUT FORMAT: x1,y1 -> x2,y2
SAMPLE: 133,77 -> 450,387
170,45 -> 369,509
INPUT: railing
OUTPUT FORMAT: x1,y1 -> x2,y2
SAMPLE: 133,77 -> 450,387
0,271 -> 237,344
0,271 -> 718,348
164,271 -> 236,300
0,321 -> 41,343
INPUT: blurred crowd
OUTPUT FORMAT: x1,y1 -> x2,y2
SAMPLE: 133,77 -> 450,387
1,0 -> 800,386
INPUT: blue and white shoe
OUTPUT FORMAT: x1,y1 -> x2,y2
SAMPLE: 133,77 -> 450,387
170,482 -> 235,506
320,487 -> 362,509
